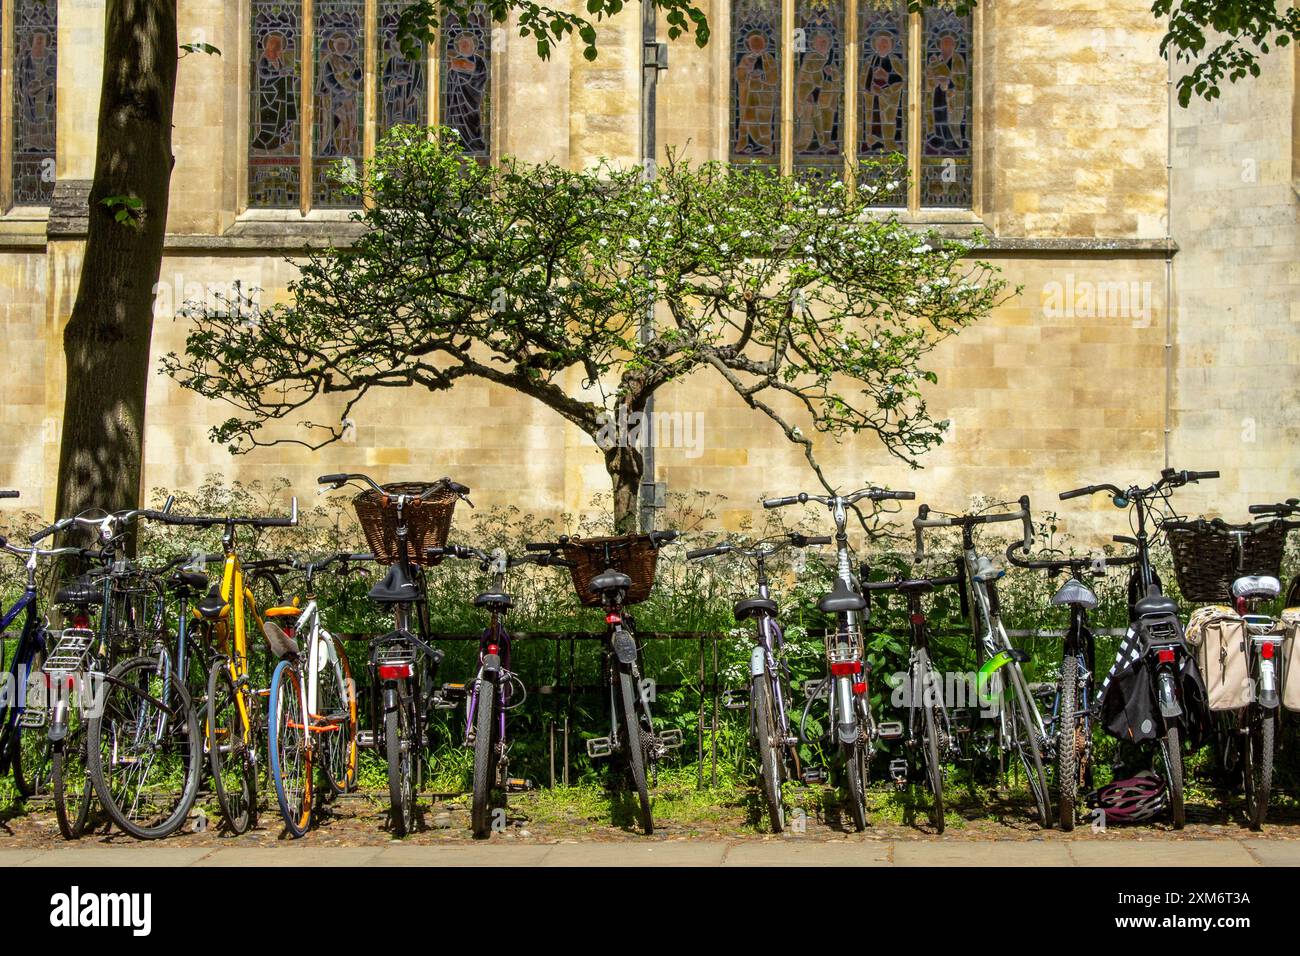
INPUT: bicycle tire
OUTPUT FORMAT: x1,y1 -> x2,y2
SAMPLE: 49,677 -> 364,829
385,699 -> 416,836
844,738 -> 869,833
917,651 -> 945,833
87,654 -> 202,840
471,672 -> 498,839
51,710 -> 92,840
318,634 -> 357,795
1246,710 -> 1274,831
1006,660 -> 1052,828
752,673 -> 785,833
269,659 -> 313,838
1161,724 -> 1185,829
206,660 -> 257,834
1056,653 -> 1079,831
618,666 -> 653,835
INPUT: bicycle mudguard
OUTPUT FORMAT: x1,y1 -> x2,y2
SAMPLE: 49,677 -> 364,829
975,647 -> 1030,704
480,653 -> 501,677
612,628 -> 638,665
749,644 -> 767,677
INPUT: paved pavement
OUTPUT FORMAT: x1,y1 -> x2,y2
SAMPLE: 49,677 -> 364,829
0,838 -> 1294,866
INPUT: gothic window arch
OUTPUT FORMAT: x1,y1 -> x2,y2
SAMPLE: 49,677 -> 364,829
4,0 -> 58,208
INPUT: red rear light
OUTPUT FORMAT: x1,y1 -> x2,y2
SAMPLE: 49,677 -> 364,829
487,643 -> 499,656
1157,649 -> 1175,664
605,613 -> 621,625
72,614 -> 90,629
852,681 -> 867,695
378,663 -> 412,681
910,613 -> 925,626
830,661 -> 862,677
1262,642 -> 1276,660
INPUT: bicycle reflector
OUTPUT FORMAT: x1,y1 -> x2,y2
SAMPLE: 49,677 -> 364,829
1262,642 -> 1276,660
1157,649 -> 1176,664
378,662 -> 413,681
605,612 -> 622,625
830,661 -> 862,677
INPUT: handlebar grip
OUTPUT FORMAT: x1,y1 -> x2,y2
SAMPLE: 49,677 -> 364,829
0,491 -> 18,499
1059,486 -> 1093,501
649,530 -> 679,543
317,474 -> 349,485
29,521 -> 62,543
1018,495 -> 1033,551
686,547 -> 722,560
882,490 -> 916,500
806,535 -> 832,546
1248,504 -> 1274,514
762,496 -> 799,509
445,481 -> 471,495
1189,470 -> 1220,481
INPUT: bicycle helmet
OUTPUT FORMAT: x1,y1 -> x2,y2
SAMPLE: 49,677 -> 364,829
1088,771 -> 1167,823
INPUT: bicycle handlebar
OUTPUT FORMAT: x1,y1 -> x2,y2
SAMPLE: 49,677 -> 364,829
686,532 -> 832,562
762,487 -> 916,510
913,495 -> 1032,560
317,473 -> 471,499
862,573 -> 963,592
148,497 -> 299,530
30,495 -> 178,543
1059,468 -> 1220,503
1004,541 -> 1138,573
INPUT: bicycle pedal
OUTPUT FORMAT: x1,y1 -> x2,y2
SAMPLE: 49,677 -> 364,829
441,682 -> 467,697
655,728 -> 683,751
431,695 -> 459,711
888,758 -> 908,787
506,777 -> 534,792
876,720 -> 904,741
721,688 -> 749,710
801,767 -> 827,784
586,736 -> 612,759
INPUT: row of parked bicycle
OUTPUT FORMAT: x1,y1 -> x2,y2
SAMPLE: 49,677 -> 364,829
0,467 -> 1296,840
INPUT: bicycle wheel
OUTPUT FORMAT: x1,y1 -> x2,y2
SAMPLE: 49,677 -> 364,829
1244,709 -> 1274,831
1006,661 -> 1052,828
843,739 -> 869,833
753,673 -> 786,833
617,666 -> 653,835
384,699 -> 416,836
1160,724 -> 1185,829
471,673 -> 498,839
318,635 -> 357,795
916,652 -> 945,833
87,655 -> 202,839
269,659 -> 313,838
52,706 -> 93,840
1056,654 -> 1079,831
206,660 -> 257,834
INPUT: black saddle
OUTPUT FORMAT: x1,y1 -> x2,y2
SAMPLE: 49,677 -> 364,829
588,569 -> 632,595
473,591 -> 513,610
197,585 -> 227,619
733,596 -> 777,621
894,579 -> 936,594
172,569 -> 209,593
818,580 -> 868,614
1134,592 -> 1178,617
368,565 -> 423,605
54,576 -> 102,607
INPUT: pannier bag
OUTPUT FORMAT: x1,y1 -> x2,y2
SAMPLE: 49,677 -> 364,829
1187,605 -> 1252,711
1284,608 -> 1300,712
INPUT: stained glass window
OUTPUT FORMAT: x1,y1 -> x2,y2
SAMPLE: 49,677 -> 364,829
249,0 -> 303,208
380,0 -> 427,138
440,5 -> 491,158
312,0 -> 366,206
792,0 -> 844,185
857,0 -> 907,206
12,0 -> 57,206
729,0 -> 780,166
921,3 -> 972,207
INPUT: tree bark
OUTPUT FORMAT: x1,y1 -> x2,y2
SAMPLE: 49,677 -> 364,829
604,443 -> 644,535
55,1 -> 178,543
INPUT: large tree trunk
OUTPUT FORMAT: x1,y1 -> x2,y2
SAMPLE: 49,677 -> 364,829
55,1 -> 178,545
604,443 -> 644,535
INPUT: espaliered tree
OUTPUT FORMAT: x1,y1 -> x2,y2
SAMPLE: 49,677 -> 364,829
165,131 -> 1010,532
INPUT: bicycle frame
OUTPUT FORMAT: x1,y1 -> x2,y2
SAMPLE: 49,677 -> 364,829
466,615 -> 510,754
0,589 -> 45,763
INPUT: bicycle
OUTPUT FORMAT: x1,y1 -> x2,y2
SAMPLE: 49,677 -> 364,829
318,473 -> 469,837
763,485 -> 914,831
148,498 -> 300,834
913,497 -> 1052,828
266,552 -> 366,837
1061,467 -> 1218,829
430,542 -> 568,838
862,569 -> 964,832
1006,542 -> 1137,829
687,531 -> 830,832
530,531 -> 681,835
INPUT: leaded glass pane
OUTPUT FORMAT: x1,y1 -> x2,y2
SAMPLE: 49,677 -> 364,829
857,0 -> 907,206
249,0 -> 302,208
312,0 -> 365,207
792,0 -> 844,183
921,3 -> 972,207
729,0 -> 780,167
440,5 -> 491,158
380,0 -> 427,139
12,0 -> 57,206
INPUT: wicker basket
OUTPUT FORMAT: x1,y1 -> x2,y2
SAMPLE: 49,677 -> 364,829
352,481 -> 460,567
563,534 -> 662,607
1166,519 -> 1288,604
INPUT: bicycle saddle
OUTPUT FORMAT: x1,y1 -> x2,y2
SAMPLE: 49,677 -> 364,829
734,596 -> 778,620
1134,592 -> 1178,617
1231,575 -> 1281,600
173,569 -> 209,592
196,585 -> 227,619
818,580 -> 867,613
473,590 -> 513,610
588,569 -> 632,595
54,576 -> 102,606
368,565 -> 422,604
1051,577 -> 1099,609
